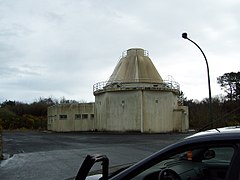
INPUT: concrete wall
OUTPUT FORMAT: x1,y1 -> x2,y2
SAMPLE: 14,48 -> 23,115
47,91 -> 189,133
173,106 -> 189,132
142,91 -> 177,133
47,103 -> 94,132
95,91 -> 141,131
94,89 -> 188,133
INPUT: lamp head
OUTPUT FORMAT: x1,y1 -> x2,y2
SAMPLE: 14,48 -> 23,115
182,32 -> 188,39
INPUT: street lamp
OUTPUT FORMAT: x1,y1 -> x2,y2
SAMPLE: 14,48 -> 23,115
182,32 -> 213,128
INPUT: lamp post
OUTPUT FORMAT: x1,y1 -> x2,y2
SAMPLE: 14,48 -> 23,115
182,32 -> 213,128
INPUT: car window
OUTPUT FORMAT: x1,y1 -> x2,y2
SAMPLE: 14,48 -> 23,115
132,145 -> 235,180
202,147 -> 234,164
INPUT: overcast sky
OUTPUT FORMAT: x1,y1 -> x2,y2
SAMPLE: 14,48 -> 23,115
0,0 -> 240,103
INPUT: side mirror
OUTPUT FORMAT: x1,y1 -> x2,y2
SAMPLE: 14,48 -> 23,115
76,154 -> 109,180
203,150 -> 215,160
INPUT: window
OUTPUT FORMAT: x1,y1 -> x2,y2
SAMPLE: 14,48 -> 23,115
75,114 -> 92,120
59,115 -> 67,119
202,147 -> 234,164
132,145 -> 235,180
75,114 -> 81,119
121,100 -> 125,107
82,114 -> 88,119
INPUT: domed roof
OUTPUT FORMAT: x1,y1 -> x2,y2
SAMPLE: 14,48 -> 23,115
108,48 -> 163,83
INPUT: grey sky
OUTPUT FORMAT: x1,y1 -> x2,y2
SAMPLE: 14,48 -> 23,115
0,0 -> 239,103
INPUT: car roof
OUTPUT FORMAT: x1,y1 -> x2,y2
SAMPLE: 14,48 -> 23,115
185,126 -> 240,140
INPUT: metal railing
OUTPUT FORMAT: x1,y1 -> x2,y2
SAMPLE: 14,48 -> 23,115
121,49 -> 149,58
93,79 -> 180,93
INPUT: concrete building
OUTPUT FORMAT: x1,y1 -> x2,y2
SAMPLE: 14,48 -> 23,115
48,103 -> 95,132
47,48 -> 189,133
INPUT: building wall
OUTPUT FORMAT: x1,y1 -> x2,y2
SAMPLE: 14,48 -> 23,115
94,89 -> 188,133
47,92 -> 189,133
47,103 -> 94,132
173,106 -> 189,132
95,91 -> 141,131
142,91 -> 177,133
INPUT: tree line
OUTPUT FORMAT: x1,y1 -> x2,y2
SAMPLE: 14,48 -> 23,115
0,71 -> 239,131
0,97 -> 84,130
183,71 -> 240,130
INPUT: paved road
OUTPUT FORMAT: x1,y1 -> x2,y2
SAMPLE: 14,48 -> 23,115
0,131 -> 190,180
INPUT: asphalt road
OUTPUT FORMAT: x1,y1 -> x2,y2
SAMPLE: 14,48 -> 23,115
0,131 -> 190,180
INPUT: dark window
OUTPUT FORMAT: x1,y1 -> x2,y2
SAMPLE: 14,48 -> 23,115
90,114 -> 94,119
75,114 -> 81,119
82,114 -> 88,119
59,115 -> 67,119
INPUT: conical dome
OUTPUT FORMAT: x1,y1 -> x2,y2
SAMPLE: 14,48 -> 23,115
108,48 -> 163,84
